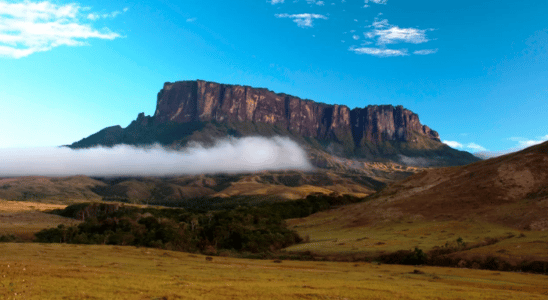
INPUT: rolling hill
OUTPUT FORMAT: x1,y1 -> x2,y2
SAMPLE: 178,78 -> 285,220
297,140 -> 548,231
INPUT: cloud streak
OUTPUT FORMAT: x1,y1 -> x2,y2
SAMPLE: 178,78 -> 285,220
0,137 -> 313,177
414,49 -> 438,55
0,1 -> 123,58
275,13 -> 328,28
510,135 -> 548,148
349,46 -> 407,57
443,140 -> 487,152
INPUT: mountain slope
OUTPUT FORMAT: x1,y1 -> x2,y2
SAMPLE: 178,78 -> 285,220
69,80 -> 479,167
324,141 -> 548,230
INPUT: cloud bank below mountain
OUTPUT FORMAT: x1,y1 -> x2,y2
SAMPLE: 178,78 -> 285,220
0,137 -> 313,177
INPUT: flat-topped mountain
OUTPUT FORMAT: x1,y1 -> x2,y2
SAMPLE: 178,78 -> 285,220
70,80 -> 479,167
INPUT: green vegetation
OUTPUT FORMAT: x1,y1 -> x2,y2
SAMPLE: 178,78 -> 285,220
35,203 -> 301,253
35,194 -> 365,254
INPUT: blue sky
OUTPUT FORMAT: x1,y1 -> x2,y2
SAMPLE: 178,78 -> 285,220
1,0 -> 547,156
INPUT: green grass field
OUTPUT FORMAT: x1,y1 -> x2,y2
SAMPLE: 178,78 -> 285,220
1,243 -> 548,299
285,212 -> 548,264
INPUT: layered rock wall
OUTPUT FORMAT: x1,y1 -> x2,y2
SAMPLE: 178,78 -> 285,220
152,80 -> 440,145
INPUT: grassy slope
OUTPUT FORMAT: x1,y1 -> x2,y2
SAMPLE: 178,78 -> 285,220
285,214 -> 548,260
1,243 -> 547,299
284,142 -> 548,261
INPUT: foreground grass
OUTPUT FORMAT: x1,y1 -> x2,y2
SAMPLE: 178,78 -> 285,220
1,243 -> 547,299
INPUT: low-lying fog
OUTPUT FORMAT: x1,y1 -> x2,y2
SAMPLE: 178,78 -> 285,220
0,136 -> 313,177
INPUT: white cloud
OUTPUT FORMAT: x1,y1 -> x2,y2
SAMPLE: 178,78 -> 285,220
0,137 -> 313,177
414,48 -> 438,55
0,1 -> 123,58
351,19 -> 433,57
466,143 -> 487,152
443,140 -> 463,149
364,0 -> 387,7
268,0 -> 285,4
349,46 -> 407,57
373,25 -> 429,45
275,13 -> 328,28
352,35 -> 360,40
510,135 -> 548,148
186,18 -> 197,22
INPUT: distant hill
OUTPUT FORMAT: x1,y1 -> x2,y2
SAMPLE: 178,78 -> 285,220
69,80 -> 479,167
328,141 -> 548,230
0,171 -> 391,204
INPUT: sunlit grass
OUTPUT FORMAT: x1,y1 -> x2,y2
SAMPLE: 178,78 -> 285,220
1,243 -> 547,299
285,215 -> 528,255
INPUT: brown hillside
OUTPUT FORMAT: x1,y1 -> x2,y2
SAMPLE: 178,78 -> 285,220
336,141 -> 548,230
0,176 -> 105,203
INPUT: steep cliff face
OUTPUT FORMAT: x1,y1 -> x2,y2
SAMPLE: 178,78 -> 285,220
70,79 -> 480,166
153,80 -> 440,146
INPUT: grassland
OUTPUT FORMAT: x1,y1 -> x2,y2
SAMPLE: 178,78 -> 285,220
0,200 -> 77,241
1,198 -> 547,299
284,210 -> 548,272
1,242 -> 548,299
286,214 -> 529,255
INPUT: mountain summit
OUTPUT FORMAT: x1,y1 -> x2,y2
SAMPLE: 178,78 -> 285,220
70,80 -> 478,167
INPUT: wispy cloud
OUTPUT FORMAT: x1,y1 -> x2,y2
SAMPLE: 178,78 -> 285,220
363,0 -> 387,7
466,143 -> 487,152
186,18 -> 197,22
349,46 -> 407,57
414,48 -> 438,55
87,8 -> 128,21
275,13 -> 328,28
305,0 -> 325,5
268,0 -> 285,4
509,135 -> 548,148
0,1 -> 123,58
0,137 -> 313,177
443,140 -> 463,149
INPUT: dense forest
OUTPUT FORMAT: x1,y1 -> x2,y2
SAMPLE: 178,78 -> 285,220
35,194 -> 365,254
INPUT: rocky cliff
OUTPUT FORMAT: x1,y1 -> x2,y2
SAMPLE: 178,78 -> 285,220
70,80 -> 479,166
153,80 -> 440,146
